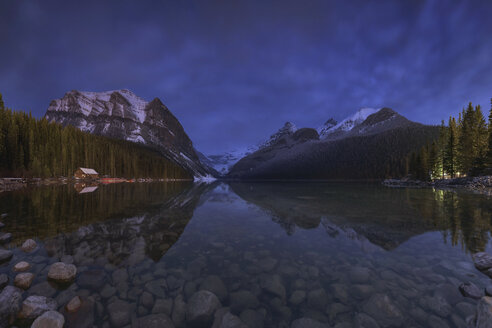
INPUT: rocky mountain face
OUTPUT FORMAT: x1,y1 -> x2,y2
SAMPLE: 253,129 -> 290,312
203,122 -> 299,176
227,108 -> 440,180
44,90 -> 210,179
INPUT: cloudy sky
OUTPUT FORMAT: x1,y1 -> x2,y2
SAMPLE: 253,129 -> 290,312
1,0 -> 491,154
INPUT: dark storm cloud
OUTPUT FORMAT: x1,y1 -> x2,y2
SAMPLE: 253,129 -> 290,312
1,0 -> 491,153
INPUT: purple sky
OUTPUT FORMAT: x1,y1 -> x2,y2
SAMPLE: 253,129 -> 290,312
1,0 -> 491,154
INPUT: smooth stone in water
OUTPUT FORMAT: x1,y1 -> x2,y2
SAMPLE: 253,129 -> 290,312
289,290 -> 306,305
186,290 -> 221,327
48,262 -> 77,284
29,281 -> 57,298
290,317 -> 329,328
230,290 -> 259,313
475,296 -> 492,328
0,286 -> 23,326
473,252 -> 492,271
14,272 -> 35,289
260,274 -> 286,300
172,294 -> 186,327
0,273 -> 8,290
13,261 -> 31,272
18,295 -> 57,321
362,294 -> 404,327
0,221 -> 4,228
459,282 -> 483,300
486,286 -> 492,297
152,298 -> 173,316
107,299 -> 132,327
240,309 -> 264,328
66,296 -> 81,313
0,232 -> 12,244
307,288 -> 328,311
31,310 -> 65,328
200,275 -> 228,302
78,269 -> 106,290
216,311 -> 248,328
0,249 -> 13,263
138,313 -> 175,328
21,239 -> 37,252
354,313 -> 380,328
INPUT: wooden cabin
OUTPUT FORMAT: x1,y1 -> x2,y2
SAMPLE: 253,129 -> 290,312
74,167 -> 99,179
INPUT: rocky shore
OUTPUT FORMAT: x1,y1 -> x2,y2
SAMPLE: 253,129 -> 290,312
383,176 -> 492,195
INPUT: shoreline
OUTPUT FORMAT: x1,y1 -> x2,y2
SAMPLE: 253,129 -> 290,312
0,177 -> 194,193
383,176 -> 492,195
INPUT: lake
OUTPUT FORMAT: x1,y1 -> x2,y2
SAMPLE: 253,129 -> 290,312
0,182 -> 491,327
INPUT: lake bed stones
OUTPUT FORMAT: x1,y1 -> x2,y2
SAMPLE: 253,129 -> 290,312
18,295 -> 57,322
186,290 -> 221,326
0,249 -> 13,263
21,239 -> 37,252
13,261 -> 31,272
48,262 -> 77,284
14,272 -> 35,289
31,310 -> 65,328
459,282 -> 483,300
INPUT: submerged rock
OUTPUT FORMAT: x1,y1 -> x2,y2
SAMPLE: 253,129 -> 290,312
475,296 -> 492,328
290,317 -> 329,328
0,274 -> 8,290
31,310 -> 65,328
21,239 -> 37,252
13,261 -> 31,272
186,290 -> 221,326
459,282 -> 483,300
107,299 -> 132,327
230,290 -> 259,313
0,249 -> 13,263
18,295 -> 57,322
0,232 -> 12,244
48,262 -> 77,284
66,296 -> 81,313
200,275 -> 228,302
473,253 -> 492,271
260,274 -> 286,300
14,272 -> 35,289
0,286 -> 23,326
362,294 -> 404,327
138,313 -> 175,328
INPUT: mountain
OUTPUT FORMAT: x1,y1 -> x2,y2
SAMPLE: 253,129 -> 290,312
227,108 -> 440,180
204,122 -> 298,175
44,89 -> 210,179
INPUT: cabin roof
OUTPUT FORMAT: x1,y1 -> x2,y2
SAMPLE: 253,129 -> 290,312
78,167 -> 98,175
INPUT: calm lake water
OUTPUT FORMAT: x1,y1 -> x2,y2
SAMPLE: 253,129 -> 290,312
0,182 -> 491,327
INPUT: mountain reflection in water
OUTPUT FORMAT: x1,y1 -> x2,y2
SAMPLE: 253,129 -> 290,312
0,182 -> 491,327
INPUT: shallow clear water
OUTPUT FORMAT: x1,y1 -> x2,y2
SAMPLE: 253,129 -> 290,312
0,182 -> 491,327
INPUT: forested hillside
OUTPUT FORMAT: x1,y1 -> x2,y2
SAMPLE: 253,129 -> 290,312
0,93 -> 191,179
408,101 -> 492,180
228,124 -> 439,180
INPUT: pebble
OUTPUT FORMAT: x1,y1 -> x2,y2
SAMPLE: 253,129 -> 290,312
48,262 -> 77,284
186,290 -> 221,326
0,232 -> 12,244
14,272 -> 35,289
13,261 -> 31,272
18,295 -> 57,321
0,250 -> 11,265
31,310 -> 65,328
459,282 -> 483,300
0,273 -> 8,290
66,296 -> 81,313
21,239 -> 37,252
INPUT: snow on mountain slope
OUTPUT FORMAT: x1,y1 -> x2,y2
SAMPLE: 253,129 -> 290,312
204,122 -> 298,175
45,89 -> 210,178
318,108 -> 379,139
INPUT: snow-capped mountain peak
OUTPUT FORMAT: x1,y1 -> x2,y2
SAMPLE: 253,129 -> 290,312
318,107 -> 380,139
45,89 -> 210,179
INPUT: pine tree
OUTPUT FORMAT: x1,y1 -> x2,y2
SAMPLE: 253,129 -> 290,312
487,99 -> 492,170
444,117 -> 459,178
